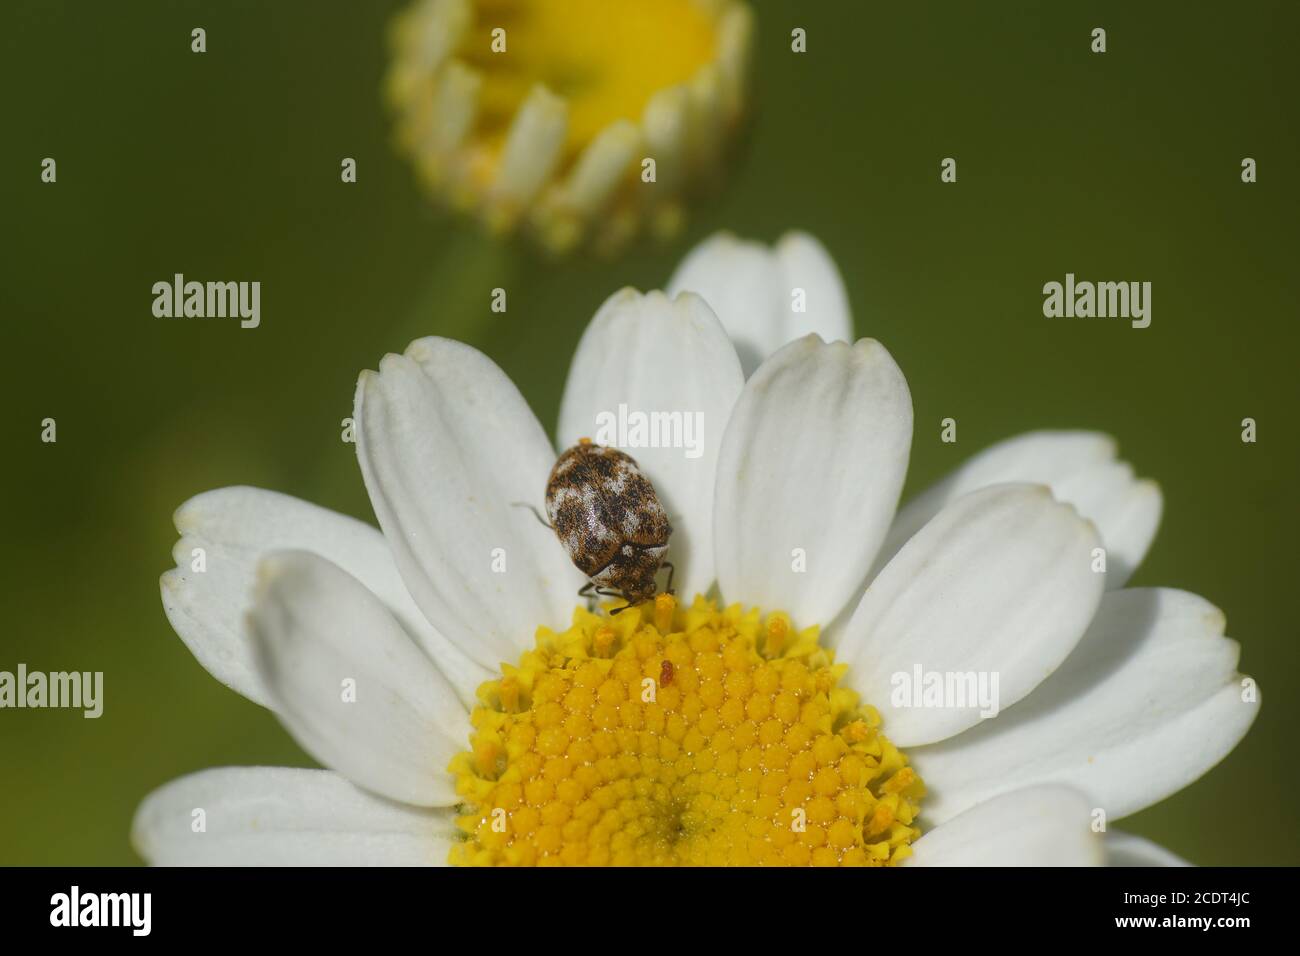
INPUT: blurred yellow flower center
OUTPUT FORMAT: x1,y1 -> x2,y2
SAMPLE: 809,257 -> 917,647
387,0 -> 752,252
460,0 -> 717,156
448,595 -> 925,866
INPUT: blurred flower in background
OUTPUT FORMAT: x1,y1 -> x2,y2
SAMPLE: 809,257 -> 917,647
386,0 -> 754,254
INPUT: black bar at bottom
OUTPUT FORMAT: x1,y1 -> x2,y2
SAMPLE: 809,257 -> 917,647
0,866 -> 1282,941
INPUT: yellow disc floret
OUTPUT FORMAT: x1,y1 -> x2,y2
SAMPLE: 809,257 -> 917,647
448,595 -> 924,866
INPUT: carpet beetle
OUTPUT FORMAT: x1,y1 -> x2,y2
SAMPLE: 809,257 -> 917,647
544,439 -> 673,611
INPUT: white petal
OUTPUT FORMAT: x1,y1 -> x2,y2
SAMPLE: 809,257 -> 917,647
160,486 -> 489,710
715,2 -> 754,119
714,335 -> 912,627
910,588 -> 1260,824
641,84 -> 690,194
908,785 -> 1103,866
249,551 -> 470,807
422,59 -> 480,158
667,232 -> 782,375
132,767 -> 457,866
772,232 -> 853,345
491,84 -> 567,216
385,0 -> 471,107
667,231 -> 853,378
1105,831 -> 1192,867
557,119 -> 641,219
876,431 -> 1161,588
1052,461 -> 1161,587
355,338 -> 585,670
837,484 -> 1104,746
556,289 -> 744,601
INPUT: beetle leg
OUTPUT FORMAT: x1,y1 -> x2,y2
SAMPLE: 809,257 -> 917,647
660,561 -> 676,596
580,583 -> 626,606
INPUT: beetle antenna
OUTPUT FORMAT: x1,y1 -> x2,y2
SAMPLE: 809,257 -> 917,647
511,501 -> 552,529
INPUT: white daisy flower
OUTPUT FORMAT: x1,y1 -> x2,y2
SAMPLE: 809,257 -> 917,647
386,0 -> 753,254
136,240 -> 1259,867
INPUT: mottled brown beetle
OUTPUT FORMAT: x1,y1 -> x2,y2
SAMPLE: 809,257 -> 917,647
541,439 -> 673,613
660,659 -> 675,688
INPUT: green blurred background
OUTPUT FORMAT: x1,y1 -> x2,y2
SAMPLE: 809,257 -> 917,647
2,0 -> 1296,865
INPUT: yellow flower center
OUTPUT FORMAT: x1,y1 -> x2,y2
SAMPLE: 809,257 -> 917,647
449,595 -> 925,866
